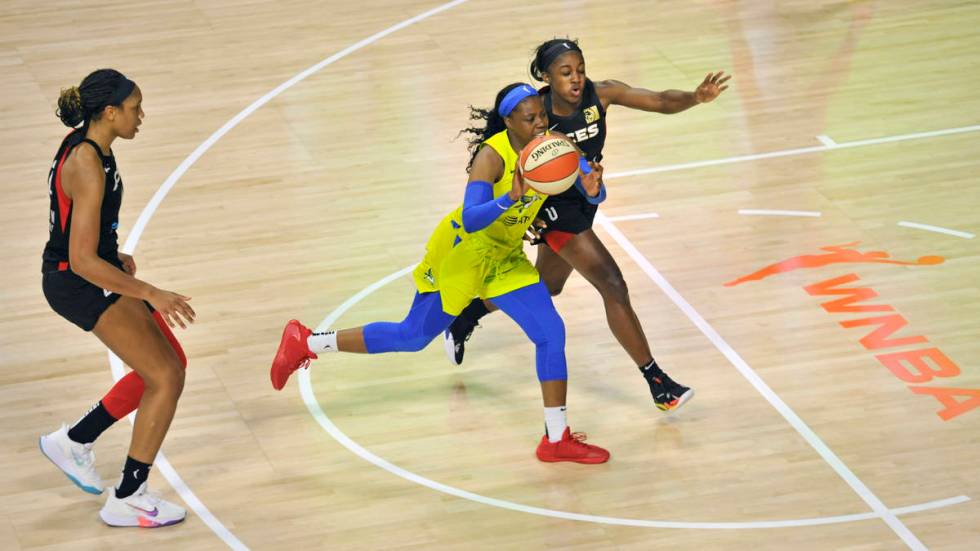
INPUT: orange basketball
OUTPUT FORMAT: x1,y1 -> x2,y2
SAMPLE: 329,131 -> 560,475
518,134 -> 580,195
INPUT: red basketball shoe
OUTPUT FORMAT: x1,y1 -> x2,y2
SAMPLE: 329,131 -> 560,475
535,428 -> 610,464
271,320 -> 317,390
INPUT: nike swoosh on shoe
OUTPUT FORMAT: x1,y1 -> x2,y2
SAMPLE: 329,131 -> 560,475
129,505 -> 159,517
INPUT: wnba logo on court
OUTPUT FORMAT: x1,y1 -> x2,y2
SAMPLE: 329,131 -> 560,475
723,242 -> 943,287
724,243 -> 980,421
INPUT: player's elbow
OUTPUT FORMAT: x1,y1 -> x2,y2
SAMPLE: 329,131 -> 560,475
460,212 -> 487,234
68,250 -> 97,279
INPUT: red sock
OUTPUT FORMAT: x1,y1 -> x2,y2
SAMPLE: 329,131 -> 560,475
101,310 -> 187,420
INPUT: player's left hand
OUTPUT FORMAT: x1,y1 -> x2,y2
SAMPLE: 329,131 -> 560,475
118,252 -> 137,275
580,161 -> 604,197
695,71 -> 731,103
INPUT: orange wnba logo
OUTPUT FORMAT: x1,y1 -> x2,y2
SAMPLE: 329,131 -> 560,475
725,242 -> 979,421
724,242 -> 944,287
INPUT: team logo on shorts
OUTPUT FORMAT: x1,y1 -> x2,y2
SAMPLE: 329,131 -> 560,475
583,105 -> 601,124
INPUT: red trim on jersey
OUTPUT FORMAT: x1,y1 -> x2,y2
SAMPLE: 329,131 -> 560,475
57,261 -> 68,271
54,145 -> 72,233
544,230 -> 576,253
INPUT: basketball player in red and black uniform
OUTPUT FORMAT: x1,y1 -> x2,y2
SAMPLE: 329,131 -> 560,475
38,69 -> 191,527
446,39 -> 730,412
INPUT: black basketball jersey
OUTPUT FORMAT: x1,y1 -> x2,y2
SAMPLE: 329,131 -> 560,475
539,78 -> 607,203
42,130 -> 123,272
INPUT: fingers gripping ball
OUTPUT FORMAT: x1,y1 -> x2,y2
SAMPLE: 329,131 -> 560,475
519,134 -> 580,195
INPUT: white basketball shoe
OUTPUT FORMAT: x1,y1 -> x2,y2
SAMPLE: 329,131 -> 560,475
100,481 -> 186,528
39,424 -> 103,495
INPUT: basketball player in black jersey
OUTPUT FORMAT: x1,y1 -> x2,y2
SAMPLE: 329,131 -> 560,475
446,39 -> 729,412
37,69 -> 191,527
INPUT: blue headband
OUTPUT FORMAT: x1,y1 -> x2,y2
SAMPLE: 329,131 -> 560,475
498,84 -> 538,117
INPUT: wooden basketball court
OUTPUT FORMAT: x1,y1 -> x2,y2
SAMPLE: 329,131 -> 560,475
2,1 -> 978,549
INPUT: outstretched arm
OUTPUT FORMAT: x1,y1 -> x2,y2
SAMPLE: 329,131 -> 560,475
597,72 -> 730,114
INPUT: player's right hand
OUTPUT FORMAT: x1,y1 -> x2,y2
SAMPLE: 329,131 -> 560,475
509,165 -> 530,201
148,288 -> 195,329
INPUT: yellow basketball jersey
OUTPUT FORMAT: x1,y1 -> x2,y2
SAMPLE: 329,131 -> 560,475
411,129 -> 545,314
453,129 -> 546,253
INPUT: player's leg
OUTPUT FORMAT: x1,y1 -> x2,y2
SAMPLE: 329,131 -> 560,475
91,296 -> 187,527
553,229 -> 693,411
489,281 -> 608,464
443,236 -> 575,365
271,291 -> 455,390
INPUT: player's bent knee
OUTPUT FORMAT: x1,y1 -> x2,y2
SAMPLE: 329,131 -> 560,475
142,362 -> 185,399
404,337 -> 433,352
597,272 -> 630,304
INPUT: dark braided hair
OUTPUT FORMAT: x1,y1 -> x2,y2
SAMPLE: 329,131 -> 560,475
529,38 -> 582,82
56,69 -> 133,128
458,82 -> 525,173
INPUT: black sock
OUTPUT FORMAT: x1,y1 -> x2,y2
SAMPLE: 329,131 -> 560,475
639,359 -> 662,379
115,456 -> 152,499
460,299 -> 491,324
67,401 -> 118,444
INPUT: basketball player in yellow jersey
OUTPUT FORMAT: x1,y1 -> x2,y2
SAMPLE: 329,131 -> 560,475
272,83 -> 610,463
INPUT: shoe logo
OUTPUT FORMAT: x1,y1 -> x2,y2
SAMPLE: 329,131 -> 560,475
724,242 -> 943,287
103,289 -> 113,297
128,504 -> 159,517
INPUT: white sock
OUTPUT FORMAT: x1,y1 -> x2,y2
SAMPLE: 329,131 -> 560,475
544,406 -> 567,443
307,330 -> 337,354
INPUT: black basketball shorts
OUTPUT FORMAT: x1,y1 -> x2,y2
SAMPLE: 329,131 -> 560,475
42,270 -> 123,331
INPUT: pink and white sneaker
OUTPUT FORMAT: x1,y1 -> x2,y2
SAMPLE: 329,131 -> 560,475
99,482 -> 186,528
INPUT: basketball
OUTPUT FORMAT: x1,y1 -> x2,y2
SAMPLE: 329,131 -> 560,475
518,134 -> 580,195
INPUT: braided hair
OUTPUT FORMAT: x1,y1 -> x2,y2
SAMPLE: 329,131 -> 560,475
56,69 -> 134,128
458,82 -> 525,173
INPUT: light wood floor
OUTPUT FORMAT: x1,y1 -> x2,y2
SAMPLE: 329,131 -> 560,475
2,1 -> 979,549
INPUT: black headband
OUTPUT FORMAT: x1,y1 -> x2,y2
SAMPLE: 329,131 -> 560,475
102,77 -> 136,111
538,40 -> 582,72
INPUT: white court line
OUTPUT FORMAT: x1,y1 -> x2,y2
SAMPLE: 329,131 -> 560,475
816,134 -> 838,147
594,212 -> 931,550
298,266 -> 969,530
605,212 -> 660,222
891,495 -> 971,516
108,1 -> 472,548
110,1 -> 973,538
124,0 -> 471,248
738,209 -> 822,218
108,353 -> 248,551
898,221 -> 975,239
603,123 -> 980,179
